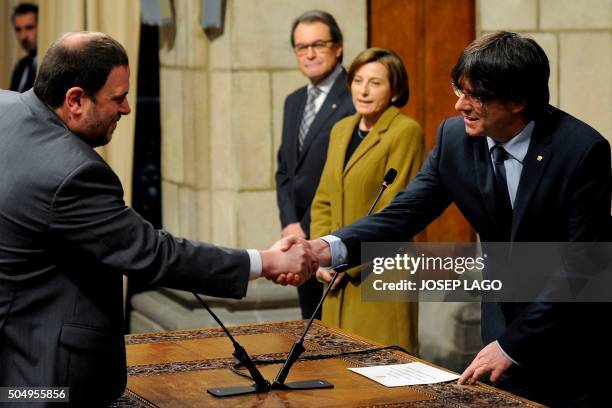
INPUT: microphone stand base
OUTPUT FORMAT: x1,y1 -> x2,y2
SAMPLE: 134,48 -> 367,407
271,379 -> 334,390
207,383 -> 270,397
208,380 -> 333,397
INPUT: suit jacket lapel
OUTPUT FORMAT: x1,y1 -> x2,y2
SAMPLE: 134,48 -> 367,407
473,137 -> 500,230
511,113 -> 553,240
297,70 -> 349,167
333,115 -> 359,198
343,107 -> 400,176
335,114 -> 360,174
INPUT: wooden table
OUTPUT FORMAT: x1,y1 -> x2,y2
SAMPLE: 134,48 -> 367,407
113,320 -> 543,407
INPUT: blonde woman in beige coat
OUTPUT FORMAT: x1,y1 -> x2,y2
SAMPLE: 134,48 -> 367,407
311,48 -> 424,354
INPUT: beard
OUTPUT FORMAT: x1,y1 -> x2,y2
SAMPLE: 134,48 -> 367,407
79,113 -> 120,148
82,132 -> 112,148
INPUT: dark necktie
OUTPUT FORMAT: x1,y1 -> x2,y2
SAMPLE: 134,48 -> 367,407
17,57 -> 34,92
298,86 -> 321,153
491,144 -> 513,238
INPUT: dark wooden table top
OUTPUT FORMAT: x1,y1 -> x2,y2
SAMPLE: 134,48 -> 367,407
112,320 -> 543,407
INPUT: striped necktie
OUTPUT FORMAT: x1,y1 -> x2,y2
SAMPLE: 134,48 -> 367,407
298,86 -> 321,153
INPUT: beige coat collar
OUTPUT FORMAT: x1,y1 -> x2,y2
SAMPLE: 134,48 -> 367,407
343,106 -> 402,176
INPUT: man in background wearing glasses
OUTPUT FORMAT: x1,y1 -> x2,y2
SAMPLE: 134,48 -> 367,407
275,10 -> 354,320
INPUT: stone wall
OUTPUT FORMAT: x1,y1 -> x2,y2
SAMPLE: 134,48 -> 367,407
131,0 -> 367,333
478,0 -> 611,142
159,0 -> 367,249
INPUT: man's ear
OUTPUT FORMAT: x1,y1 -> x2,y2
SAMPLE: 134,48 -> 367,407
65,87 -> 87,115
510,99 -> 527,114
334,42 -> 343,60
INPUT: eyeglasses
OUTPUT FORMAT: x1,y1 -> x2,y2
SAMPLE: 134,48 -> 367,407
451,82 -> 484,108
294,40 -> 334,55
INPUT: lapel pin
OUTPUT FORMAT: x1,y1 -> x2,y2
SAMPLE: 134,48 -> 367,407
331,103 -> 337,109
537,155 -> 543,162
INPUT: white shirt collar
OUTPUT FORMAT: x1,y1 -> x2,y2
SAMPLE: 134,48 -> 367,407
307,64 -> 343,96
487,120 -> 535,163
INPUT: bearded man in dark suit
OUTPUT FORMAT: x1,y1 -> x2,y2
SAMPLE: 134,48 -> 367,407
0,31 -> 316,406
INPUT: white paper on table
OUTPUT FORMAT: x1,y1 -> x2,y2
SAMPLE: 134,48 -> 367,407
348,362 -> 460,387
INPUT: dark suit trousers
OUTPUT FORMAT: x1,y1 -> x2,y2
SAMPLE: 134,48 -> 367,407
298,276 -> 323,319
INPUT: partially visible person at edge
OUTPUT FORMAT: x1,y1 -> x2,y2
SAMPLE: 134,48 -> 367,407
9,3 -> 38,92
311,48 -> 424,354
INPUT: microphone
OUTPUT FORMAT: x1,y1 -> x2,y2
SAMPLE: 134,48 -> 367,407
367,168 -> 397,215
384,168 -> 398,185
192,293 -> 271,397
270,168 -> 399,390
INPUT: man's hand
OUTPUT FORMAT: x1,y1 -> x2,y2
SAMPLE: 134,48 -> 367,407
269,235 -> 301,251
281,222 -> 306,239
316,268 -> 346,291
260,236 -> 317,286
458,341 -> 514,385
307,239 -> 332,267
275,236 -> 332,267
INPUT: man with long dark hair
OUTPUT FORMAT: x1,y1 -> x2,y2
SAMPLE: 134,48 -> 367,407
307,32 -> 610,406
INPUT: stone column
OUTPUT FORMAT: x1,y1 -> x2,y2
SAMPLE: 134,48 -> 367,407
159,0 -> 211,242
132,0 -> 366,333
208,0 -> 367,249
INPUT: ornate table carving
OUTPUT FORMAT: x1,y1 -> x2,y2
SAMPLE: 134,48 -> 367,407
113,321 -> 541,407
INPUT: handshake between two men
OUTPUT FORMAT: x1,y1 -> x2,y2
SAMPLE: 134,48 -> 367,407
259,236 -> 332,286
